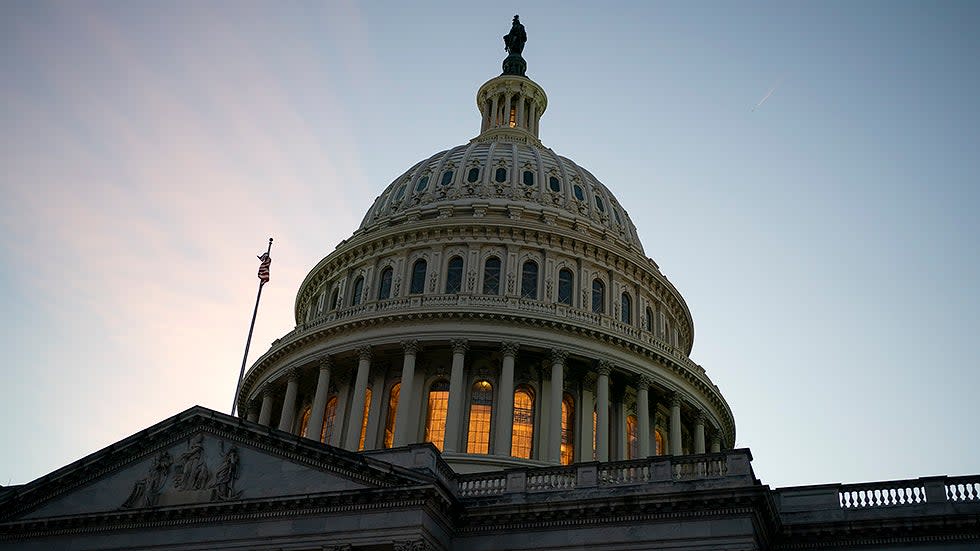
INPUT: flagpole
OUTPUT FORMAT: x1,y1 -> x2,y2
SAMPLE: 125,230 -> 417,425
231,237 -> 273,417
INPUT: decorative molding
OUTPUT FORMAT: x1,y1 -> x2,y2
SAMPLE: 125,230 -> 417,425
318,355 -> 333,370
451,338 -> 469,355
401,339 -> 421,355
596,361 -> 612,377
500,341 -> 520,357
550,348 -> 568,365
358,346 -> 373,362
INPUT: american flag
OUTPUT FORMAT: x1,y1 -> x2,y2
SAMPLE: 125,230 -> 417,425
257,252 -> 271,284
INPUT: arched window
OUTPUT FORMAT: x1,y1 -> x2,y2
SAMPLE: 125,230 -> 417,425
298,405 -> 312,437
466,380 -> 494,454
445,256 -> 463,294
329,288 -> 339,310
358,388 -> 372,451
410,259 -> 427,295
592,407 -> 598,460
557,268 -> 574,306
483,257 -> 501,295
424,380 -> 450,451
592,279 -> 605,313
621,293 -> 632,324
645,307 -> 654,332
520,260 -> 538,299
377,267 -> 393,300
351,276 -> 365,306
511,386 -> 534,459
654,428 -> 664,456
467,167 -> 480,183
321,396 -> 338,444
383,383 -> 400,448
626,414 -> 639,459
561,393 -> 575,465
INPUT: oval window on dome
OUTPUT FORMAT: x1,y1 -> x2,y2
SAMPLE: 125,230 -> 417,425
595,195 -> 605,212
415,175 -> 430,193
495,167 -> 508,183
522,170 -> 535,186
467,167 -> 480,183
549,176 -> 561,192
573,184 -> 585,201
440,171 -> 454,186
394,184 -> 407,201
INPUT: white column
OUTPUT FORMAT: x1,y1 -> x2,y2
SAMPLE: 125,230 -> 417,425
344,346 -> 372,450
490,95 -> 500,128
578,385 -> 594,462
528,102 -> 537,135
710,434 -> 721,453
258,387 -> 274,426
637,377 -> 651,458
694,411 -> 706,454
444,339 -> 468,452
669,393 -> 683,456
548,349 -> 567,463
495,342 -> 519,456
393,340 -> 420,446
277,369 -> 300,432
517,96 -> 526,129
305,357 -> 332,440
503,94 -> 512,127
596,362 -> 611,462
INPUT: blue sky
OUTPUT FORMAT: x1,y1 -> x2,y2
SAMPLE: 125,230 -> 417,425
1,1 -> 978,488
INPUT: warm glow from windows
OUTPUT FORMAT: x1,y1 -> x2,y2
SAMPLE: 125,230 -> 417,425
509,106 -> 517,127
592,408 -> 597,460
383,383 -> 401,448
425,381 -> 450,451
358,388 -> 373,451
466,380 -> 493,454
511,386 -> 534,458
655,429 -> 664,456
561,394 -> 575,465
298,406 -> 312,437
322,396 -> 337,444
626,415 -> 639,459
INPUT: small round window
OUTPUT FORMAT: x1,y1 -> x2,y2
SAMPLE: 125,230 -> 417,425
549,176 -> 561,192
395,184 -> 407,200
467,167 -> 480,183
440,171 -> 454,186
415,175 -> 429,193
495,167 -> 508,183
595,195 -> 605,212
573,184 -> 585,201
523,170 -> 535,186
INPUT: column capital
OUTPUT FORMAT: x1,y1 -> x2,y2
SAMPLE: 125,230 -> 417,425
401,339 -> 421,355
285,367 -> 300,382
262,385 -> 275,398
318,355 -> 333,370
450,338 -> 469,355
637,375 -> 653,391
500,341 -> 520,357
596,360 -> 612,377
710,434 -> 721,446
669,392 -> 683,409
550,348 -> 568,365
695,410 -> 707,426
358,345 -> 373,362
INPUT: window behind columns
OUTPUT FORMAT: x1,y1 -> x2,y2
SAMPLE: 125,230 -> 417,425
424,380 -> 450,451
645,307 -> 654,332
592,279 -> 605,313
483,257 -> 501,295
654,428 -> 664,455
466,380 -> 494,454
511,385 -> 535,458
621,293 -> 632,324
557,268 -> 574,305
410,260 -> 427,294
520,260 -> 538,299
321,396 -> 338,444
626,415 -> 639,459
329,288 -> 339,310
351,276 -> 365,306
383,383 -> 400,448
377,267 -> 393,300
592,407 -> 598,461
561,393 -> 575,465
357,388 -> 373,451
298,405 -> 312,437
445,256 -> 463,294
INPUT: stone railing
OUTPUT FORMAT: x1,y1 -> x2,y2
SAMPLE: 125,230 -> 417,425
776,474 -> 980,517
945,476 -> 980,502
455,450 -> 754,498
839,479 -> 927,508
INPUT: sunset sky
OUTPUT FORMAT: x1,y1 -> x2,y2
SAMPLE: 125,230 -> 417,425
2,1 -> 978,488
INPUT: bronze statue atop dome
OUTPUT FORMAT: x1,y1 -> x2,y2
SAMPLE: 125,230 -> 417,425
502,15 -> 528,76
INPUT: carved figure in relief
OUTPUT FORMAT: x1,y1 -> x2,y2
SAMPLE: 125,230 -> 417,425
210,446 -> 242,501
173,434 -> 210,490
121,450 -> 172,508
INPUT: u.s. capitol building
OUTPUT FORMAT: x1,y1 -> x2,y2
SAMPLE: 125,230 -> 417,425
1,18 -> 977,551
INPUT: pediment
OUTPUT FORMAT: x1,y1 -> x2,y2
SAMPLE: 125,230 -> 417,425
1,407 -> 431,522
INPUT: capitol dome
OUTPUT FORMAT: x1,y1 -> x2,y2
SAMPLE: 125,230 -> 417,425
237,27 -> 735,473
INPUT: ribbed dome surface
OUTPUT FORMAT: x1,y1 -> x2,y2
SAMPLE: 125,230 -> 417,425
358,140 -> 644,254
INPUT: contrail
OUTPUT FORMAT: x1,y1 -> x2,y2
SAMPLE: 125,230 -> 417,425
752,85 -> 777,111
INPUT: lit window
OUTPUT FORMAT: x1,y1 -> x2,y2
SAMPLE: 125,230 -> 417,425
561,394 -> 575,465
383,383 -> 400,448
321,396 -> 337,444
509,106 -> 517,127
466,380 -> 494,454
573,184 -> 585,201
483,257 -> 501,295
626,415 -> 639,459
415,175 -> 429,193
424,380 -> 450,451
558,269 -> 574,305
410,259 -> 427,294
549,176 -> 561,192
592,279 -> 605,314
358,388 -> 372,451
467,167 -> 480,183
655,428 -> 664,456
511,386 -> 534,458
298,405 -> 312,437
445,256 -> 463,294
378,267 -> 393,300
592,407 -> 597,460
351,276 -> 364,306
621,293 -> 632,324
520,260 -> 538,299
522,170 -> 534,186
495,167 -> 508,183
440,170 -> 454,186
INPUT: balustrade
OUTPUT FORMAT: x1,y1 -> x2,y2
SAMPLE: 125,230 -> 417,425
838,480 -> 927,508
527,466 -> 577,491
599,459 -> 651,485
946,476 -> 980,502
457,473 -> 508,497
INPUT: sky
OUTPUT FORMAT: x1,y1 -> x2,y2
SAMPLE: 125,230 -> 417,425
1,1 -> 978,489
